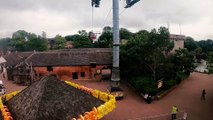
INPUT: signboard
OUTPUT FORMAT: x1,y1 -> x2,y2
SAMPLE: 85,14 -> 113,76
158,80 -> 163,89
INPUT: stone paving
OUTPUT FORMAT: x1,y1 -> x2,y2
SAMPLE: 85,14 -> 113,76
1,72 -> 213,120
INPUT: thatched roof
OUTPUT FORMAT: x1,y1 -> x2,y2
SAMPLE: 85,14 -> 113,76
25,48 -> 112,67
3,52 -> 33,66
6,76 -> 104,120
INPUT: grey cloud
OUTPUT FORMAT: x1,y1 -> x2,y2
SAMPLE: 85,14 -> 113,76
0,0 -> 212,40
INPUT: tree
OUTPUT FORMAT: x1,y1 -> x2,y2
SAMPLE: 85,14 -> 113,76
0,38 -> 11,53
27,33 -> 48,51
172,49 -> 195,82
207,52 -> 213,74
10,30 -> 48,51
194,47 -> 203,62
103,26 -> 112,33
12,30 -> 29,40
10,30 -> 29,51
144,27 -> 173,81
198,39 -> 213,54
120,27 -> 173,81
78,30 -> 88,36
120,30 -> 149,78
65,35 -> 73,41
120,28 -> 132,40
54,35 -> 66,49
94,26 -> 113,48
184,37 -> 198,52
72,34 -> 92,48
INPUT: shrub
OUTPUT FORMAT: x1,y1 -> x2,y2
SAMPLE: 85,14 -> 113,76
176,71 -> 187,84
131,76 -> 157,96
163,80 -> 176,90
208,67 -> 213,74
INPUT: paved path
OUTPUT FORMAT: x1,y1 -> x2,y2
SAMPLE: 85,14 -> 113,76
0,74 -> 26,94
1,72 -> 213,120
74,72 -> 213,120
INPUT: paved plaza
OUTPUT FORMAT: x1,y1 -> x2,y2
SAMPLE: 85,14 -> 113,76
1,72 -> 213,120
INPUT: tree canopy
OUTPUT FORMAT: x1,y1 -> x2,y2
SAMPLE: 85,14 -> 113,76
54,35 -> 66,49
9,30 -> 48,51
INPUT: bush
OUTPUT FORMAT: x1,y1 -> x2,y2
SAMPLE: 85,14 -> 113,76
176,71 -> 188,84
208,67 -> 213,74
163,80 -> 176,90
131,76 -> 157,96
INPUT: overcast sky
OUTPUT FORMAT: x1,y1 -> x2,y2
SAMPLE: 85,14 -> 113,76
0,0 -> 212,40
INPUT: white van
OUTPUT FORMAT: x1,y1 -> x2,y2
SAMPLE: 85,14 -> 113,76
0,80 -> 5,95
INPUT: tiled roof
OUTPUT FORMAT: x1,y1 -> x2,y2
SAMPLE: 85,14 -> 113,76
26,48 -> 112,67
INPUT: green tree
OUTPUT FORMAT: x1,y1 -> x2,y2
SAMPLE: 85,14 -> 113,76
120,28 -> 132,40
94,26 -> 113,48
207,52 -> 213,73
54,35 -> 66,49
184,37 -> 198,52
194,47 -> 203,62
78,30 -> 88,36
172,49 -> 195,83
70,34 -> 92,48
10,30 -> 29,51
120,27 -> 173,81
0,38 -> 11,52
198,39 -> 213,54
27,33 -> 48,51
120,30 -> 149,78
65,35 -> 73,41
10,30 -> 48,51
145,27 -> 174,81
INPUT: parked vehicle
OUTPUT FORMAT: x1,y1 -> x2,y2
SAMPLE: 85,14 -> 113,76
0,80 -> 5,95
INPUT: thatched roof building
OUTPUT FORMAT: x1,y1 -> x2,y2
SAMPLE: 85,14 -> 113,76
6,76 -> 104,120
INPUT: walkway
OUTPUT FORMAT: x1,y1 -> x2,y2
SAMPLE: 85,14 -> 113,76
74,72 -> 213,120
0,74 -> 26,94
1,72 -> 213,120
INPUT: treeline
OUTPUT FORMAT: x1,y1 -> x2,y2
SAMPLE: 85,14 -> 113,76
184,37 -> 213,61
184,37 -> 213,73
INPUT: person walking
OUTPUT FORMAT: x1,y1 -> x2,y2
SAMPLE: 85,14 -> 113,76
171,105 -> 178,120
201,89 -> 206,100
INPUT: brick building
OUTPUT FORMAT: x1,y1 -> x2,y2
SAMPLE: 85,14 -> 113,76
0,48 -> 112,85
170,34 -> 185,52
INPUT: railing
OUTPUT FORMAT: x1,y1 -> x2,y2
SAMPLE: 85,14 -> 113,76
128,111 -> 187,120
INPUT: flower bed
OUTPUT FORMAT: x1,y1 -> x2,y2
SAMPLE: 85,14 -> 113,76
0,81 -> 115,120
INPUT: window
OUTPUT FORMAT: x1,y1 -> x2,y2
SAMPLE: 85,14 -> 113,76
72,72 -> 78,79
80,72 -> 85,77
47,66 -> 53,71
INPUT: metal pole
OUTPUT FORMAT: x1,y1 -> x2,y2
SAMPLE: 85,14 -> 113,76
111,0 -> 120,87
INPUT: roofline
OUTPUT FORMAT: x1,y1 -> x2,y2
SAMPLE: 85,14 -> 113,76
31,64 -> 112,67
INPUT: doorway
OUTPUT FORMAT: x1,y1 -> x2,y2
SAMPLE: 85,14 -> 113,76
72,72 -> 78,80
